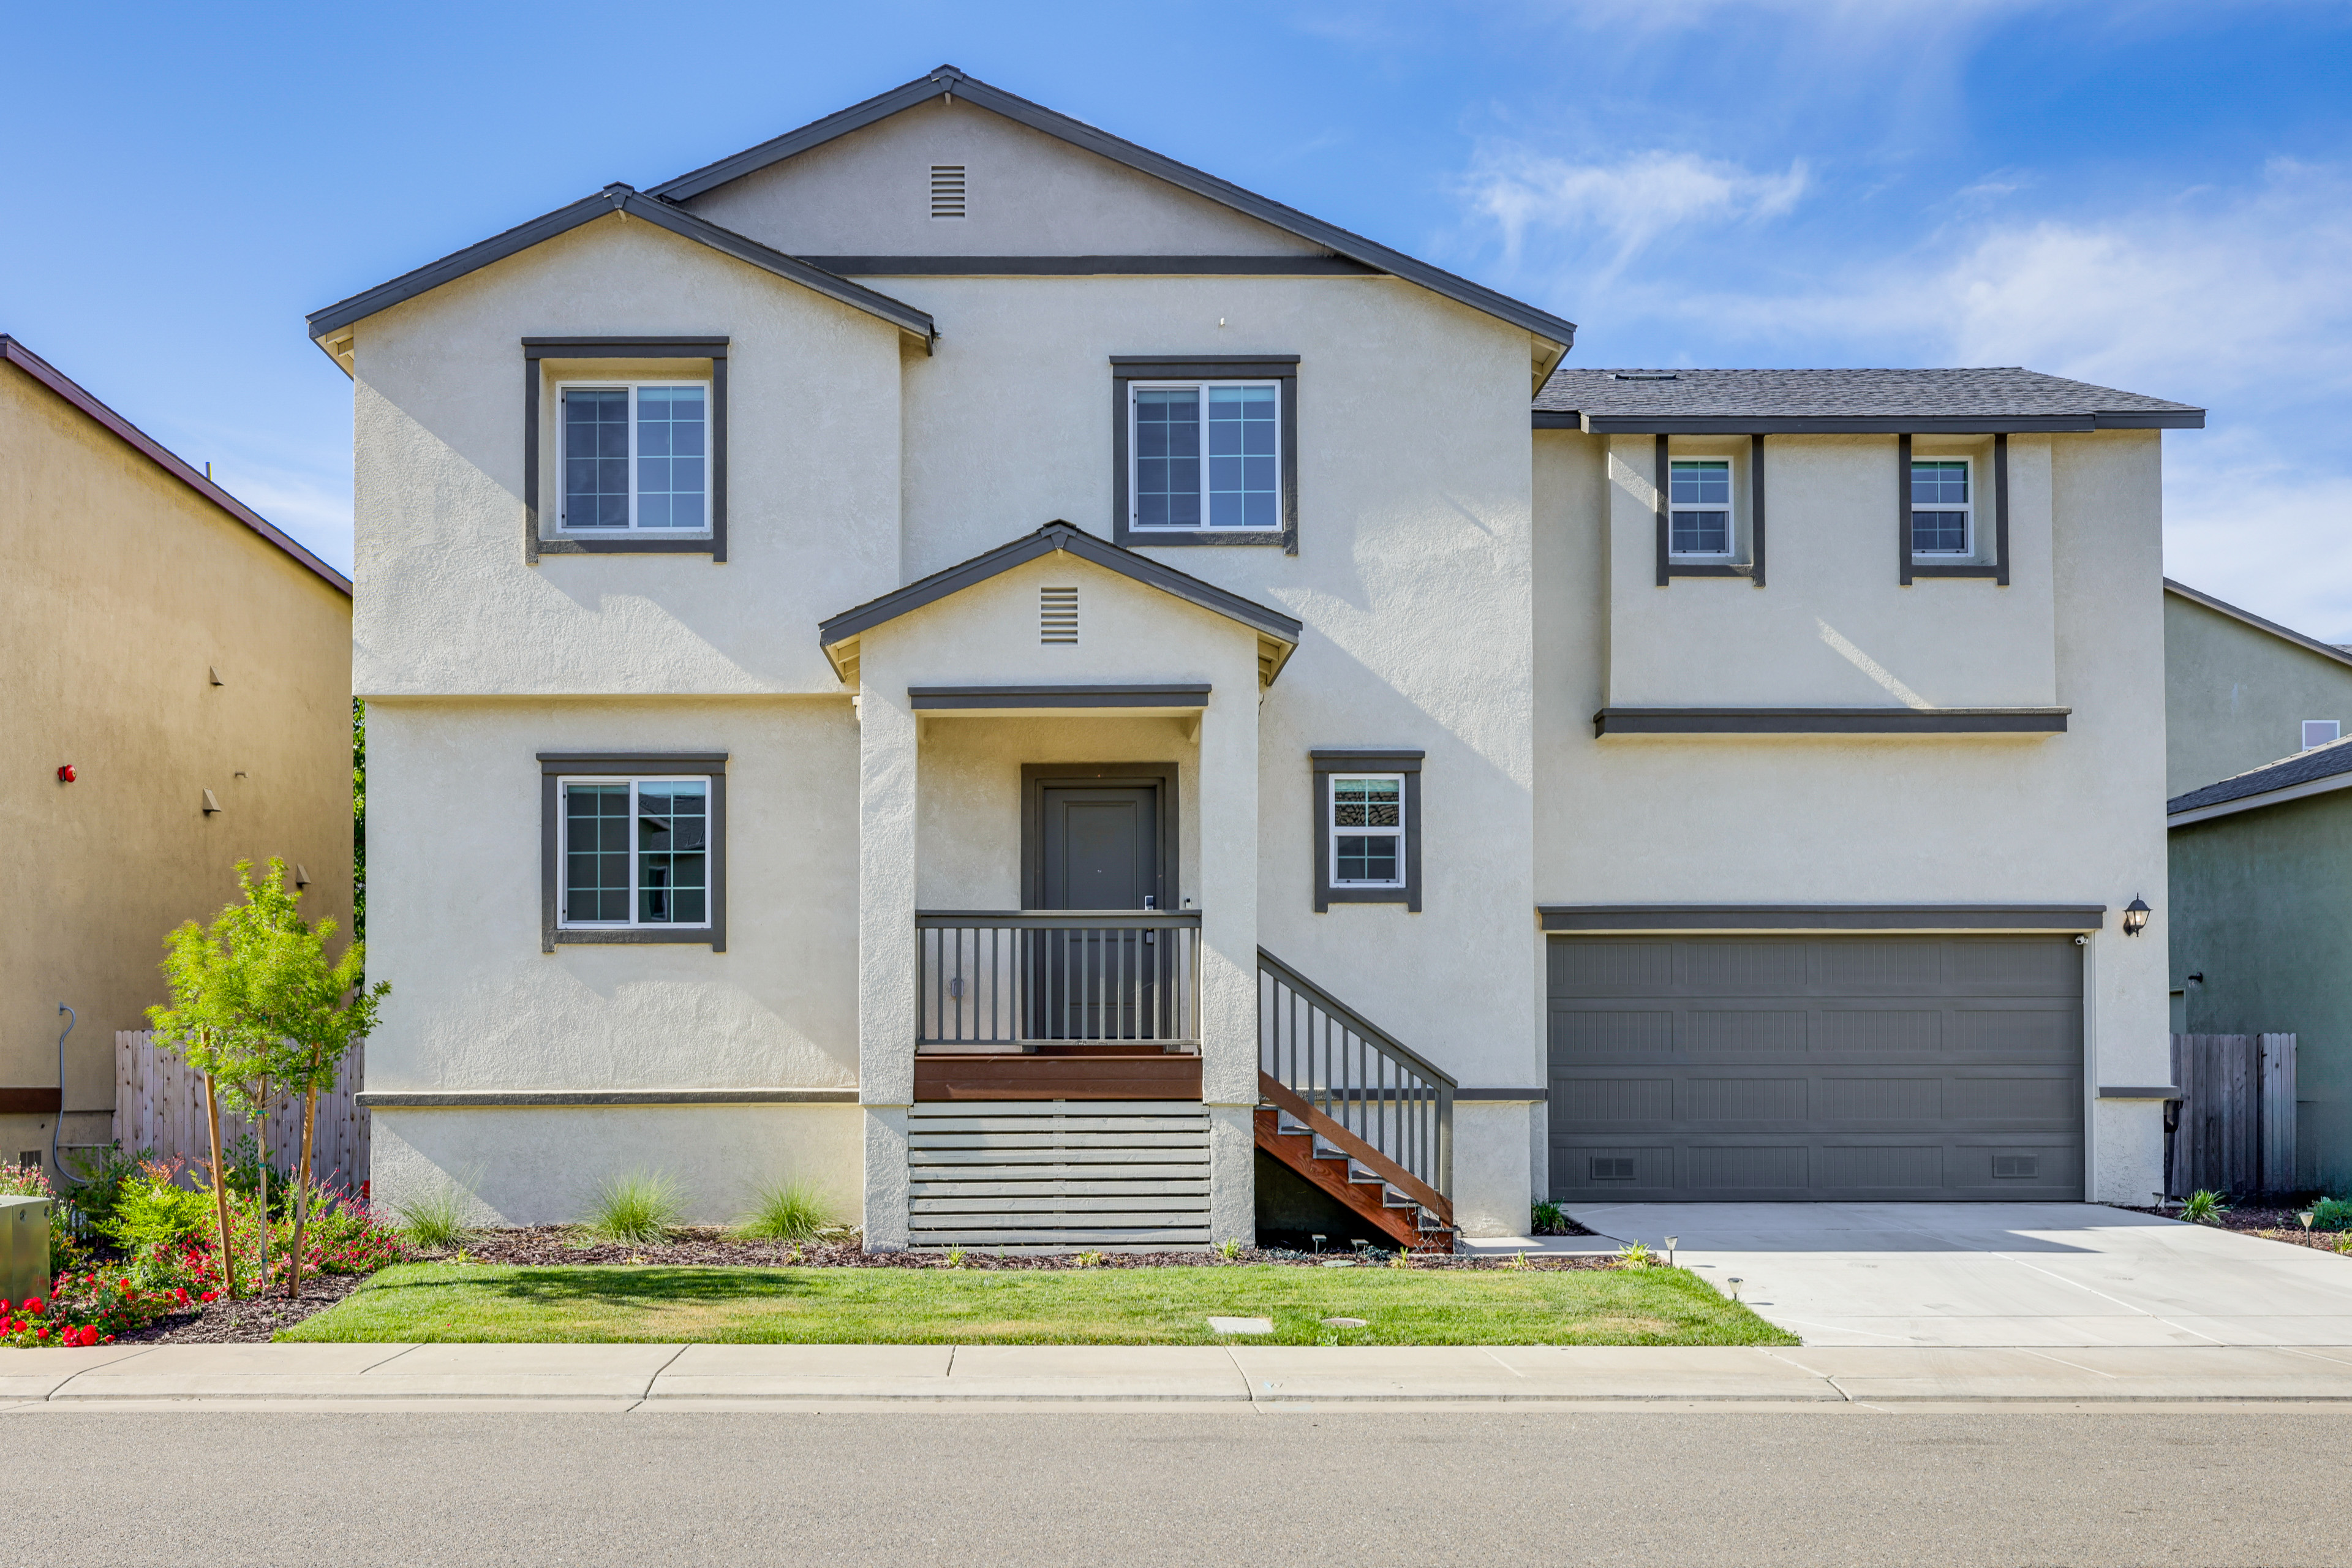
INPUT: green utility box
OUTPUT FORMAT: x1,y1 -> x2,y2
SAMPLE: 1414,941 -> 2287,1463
2,1196 -> 51,1305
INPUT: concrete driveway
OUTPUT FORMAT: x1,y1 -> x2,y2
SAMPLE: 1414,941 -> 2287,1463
1568,1202 -> 2352,1347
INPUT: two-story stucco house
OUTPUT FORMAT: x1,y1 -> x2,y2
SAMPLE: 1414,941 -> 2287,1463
314,66 -> 2201,1247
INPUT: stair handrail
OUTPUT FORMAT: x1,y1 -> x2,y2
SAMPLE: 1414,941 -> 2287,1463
1259,1071 -> 1453,1228
1257,948 -> 1455,1090
1257,946 -> 1455,1199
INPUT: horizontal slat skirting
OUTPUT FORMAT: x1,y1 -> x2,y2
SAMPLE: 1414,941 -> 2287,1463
913,1195 -> 1214,1214
910,1129 -> 1210,1149
907,1228 -> 1215,1245
908,1178 -> 1211,1197
907,1114 -> 1208,1134
910,1150 -> 1208,1169
904,1100 -> 1215,1250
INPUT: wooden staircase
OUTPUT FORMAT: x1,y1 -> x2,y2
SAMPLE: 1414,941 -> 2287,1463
1254,1072 -> 1457,1252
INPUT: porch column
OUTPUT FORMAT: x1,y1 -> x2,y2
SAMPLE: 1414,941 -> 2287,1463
856,671 -> 918,1251
1196,680 -> 1260,1246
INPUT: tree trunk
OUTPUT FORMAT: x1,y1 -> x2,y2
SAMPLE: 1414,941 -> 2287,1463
257,1077 -> 271,1295
203,1074 -> 235,1300
288,1084 -> 317,1299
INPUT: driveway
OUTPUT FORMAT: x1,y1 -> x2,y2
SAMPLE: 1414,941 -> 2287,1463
1567,1202 -> 2352,1347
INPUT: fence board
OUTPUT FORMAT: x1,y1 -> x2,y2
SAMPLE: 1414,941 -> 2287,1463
106,1031 -> 369,1193
2168,1033 -> 2297,1198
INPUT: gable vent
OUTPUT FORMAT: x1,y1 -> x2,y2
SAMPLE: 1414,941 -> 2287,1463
1040,586 -> 1077,644
929,164 -> 967,219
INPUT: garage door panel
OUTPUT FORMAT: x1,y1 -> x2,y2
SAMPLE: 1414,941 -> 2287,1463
1549,935 -> 2084,1202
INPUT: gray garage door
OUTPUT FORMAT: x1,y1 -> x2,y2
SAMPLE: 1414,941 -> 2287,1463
1548,935 -> 2083,1202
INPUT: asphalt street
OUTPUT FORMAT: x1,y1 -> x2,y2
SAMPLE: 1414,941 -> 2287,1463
6,1409 -> 2345,1566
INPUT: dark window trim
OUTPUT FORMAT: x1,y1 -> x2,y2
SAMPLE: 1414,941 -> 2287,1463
797,255 -> 1378,276
1310,748 -> 1423,913
538,750 -> 728,952
524,337 -> 729,565
1110,355 -> 1298,555
1538,903 -> 2107,933
1593,706 -> 2068,736
1019,763 -> 1180,911
910,684 -> 1210,710
1902,432 -> 2008,586
1654,434 -> 1764,585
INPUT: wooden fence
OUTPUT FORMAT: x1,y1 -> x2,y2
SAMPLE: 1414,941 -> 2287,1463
110,1030 -> 370,1193
2168,1033 -> 2296,1198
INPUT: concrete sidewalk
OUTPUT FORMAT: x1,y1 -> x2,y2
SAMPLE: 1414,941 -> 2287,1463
15,1341 -> 2352,1409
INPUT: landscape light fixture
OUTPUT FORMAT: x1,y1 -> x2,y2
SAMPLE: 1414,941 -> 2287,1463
1665,1235 -> 1679,1267
2122,897 -> 2151,937
2300,1210 -> 2317,1235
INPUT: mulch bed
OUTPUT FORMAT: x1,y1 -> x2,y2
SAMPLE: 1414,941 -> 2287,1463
2113,1203 -> 2352,1256
118,1274 -> 370,1344
415,1227 -> 1619,1273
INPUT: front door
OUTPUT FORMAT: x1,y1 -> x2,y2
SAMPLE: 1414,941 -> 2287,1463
1032,779 -> 1166,1042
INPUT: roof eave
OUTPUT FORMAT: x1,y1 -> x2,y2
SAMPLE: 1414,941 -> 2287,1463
2163,578 -> 2352,673
2170,767 -> 2352,827
651,66 -> 1575,353
1537,410 -> 2204,434
304,186 -> 936,349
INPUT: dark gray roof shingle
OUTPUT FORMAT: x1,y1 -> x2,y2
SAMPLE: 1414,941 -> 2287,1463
2169,737 -> 2352,818
1533,367 -> 2203,432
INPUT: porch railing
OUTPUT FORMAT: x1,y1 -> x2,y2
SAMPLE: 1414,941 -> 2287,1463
917,910 -> 1200,1051
1257,947 -> 1454,1199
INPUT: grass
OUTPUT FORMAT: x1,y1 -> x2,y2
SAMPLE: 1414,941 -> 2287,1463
733,1179 -> 832,1243
390,1180 -> 472,1251
278,1262 -> 1796,1346
582,1170 -> 685,1245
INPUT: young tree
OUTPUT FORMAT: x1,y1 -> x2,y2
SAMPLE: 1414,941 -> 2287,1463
147,869 -> 284,1299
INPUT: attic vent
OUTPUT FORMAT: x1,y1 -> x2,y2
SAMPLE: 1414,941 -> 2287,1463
1613,372 -> 1678,382
1040,586 -> 1078,644
930,165 -> 967,219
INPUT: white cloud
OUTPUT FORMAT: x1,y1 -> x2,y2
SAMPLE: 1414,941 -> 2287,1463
1460,146 -> 1810,281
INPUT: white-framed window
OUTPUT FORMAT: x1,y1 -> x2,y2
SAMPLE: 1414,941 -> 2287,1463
1329,774 -> 1405,888
2305,720 -> 2341,750
1129,380 -> 1281,531
1668,458 -> 1733,557
557,381 -> 710,532
559,777 -> 711,928
1910,457 -> 1972,557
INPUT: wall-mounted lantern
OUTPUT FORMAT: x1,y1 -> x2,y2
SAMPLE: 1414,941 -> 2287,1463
2122,896 -> 2151,937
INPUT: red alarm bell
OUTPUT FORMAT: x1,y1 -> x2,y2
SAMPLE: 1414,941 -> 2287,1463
56,764 -> 75,783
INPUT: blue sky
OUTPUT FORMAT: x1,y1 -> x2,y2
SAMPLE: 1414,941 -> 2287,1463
6,2 -> 2350,633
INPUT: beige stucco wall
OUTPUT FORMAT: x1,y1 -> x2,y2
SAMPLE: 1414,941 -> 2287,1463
1534,428 -> 2173,1202
0,358 -> 353,1173
1604,434 -> 2059,708
363,696 -> 860,1095
349,214 -> 910,698
2162,590 -> 2352,796
682,96 -> 1325,258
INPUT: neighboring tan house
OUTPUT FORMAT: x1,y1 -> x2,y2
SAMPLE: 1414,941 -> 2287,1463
0,336 -> 355,1176
315,65 -> 2198,1246
2165,581 -> 2352,1194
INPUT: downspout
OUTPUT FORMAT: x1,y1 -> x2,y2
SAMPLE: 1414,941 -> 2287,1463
49,1004 -> 74,1180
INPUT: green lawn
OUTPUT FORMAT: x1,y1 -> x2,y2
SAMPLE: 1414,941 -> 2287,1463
279,1262 -> 1796,1346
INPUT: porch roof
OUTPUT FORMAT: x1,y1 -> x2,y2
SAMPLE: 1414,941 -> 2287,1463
816,521 -> 1302,688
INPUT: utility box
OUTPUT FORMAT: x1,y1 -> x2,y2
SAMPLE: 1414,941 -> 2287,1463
2,1196 -> 51,1305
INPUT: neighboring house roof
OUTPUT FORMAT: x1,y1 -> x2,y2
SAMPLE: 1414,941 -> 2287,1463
649,64 -> 1577,366
2168,735 -> 2352,826
1532,367 -> 2205,434
2163,578 -> 2352,673
0,335 -> 351,596
816,521 -> 1302,688
304,184 -> 937,365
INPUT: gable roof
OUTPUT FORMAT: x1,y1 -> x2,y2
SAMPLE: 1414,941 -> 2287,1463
305,184 -> 935,365
650,64 -> 1576,369
1533,367 -> 2205,433
2169,734 -> 2352,826
817,521 -> 1302,688
2164,578 -> 2352,674
1,336 -> 350,596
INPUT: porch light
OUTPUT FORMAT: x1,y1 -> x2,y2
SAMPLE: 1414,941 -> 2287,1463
2122,897 -> 2151,937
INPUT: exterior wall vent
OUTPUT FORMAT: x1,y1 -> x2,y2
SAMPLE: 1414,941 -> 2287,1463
1040,587 -> 1077,644
2304,720 -> 2340,750
1991,1154 -> 2039,1179
929,165 -> 967,219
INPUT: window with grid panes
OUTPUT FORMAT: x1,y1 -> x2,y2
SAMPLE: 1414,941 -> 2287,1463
1129,382 -> 1280,530
561,778 -> 709,927
559,383 -> 709,532
1329,774 -> 1405,887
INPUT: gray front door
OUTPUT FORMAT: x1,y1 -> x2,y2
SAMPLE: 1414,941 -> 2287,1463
1033,785 -> 1164,1041
1548,935 -> 2085,1201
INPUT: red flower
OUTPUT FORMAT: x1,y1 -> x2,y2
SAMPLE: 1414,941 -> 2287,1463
78,1326 -> 99,1346
23,1297 -> 42,1316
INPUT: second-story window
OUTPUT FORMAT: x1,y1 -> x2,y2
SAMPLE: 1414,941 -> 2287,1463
1131,382 -> 1281,531
1910,458 -> 1972,557
1330,774 -> 1405,888
559,382 -> 709,532
1668,458 -> 1732,557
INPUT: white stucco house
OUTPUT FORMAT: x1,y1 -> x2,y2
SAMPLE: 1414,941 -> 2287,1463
314,65 -> 2203,1248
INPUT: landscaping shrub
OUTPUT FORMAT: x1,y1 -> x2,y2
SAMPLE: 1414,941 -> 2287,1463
2180,1189 -> 2231,1224
391,1179 -> 473,1251
1,1263 -> 189,1348
734,1178 -> 831,1242
1531,1200 -> 1570,1235
584,1170 -> 685,1244
2310,1197 -> 2352,1231
99,1163 -> 218,1253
